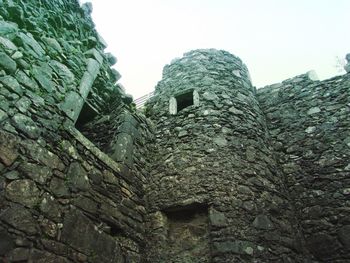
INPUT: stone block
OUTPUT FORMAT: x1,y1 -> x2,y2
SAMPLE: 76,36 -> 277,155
11,113 -> 41,139
49,60 -> 75,85
61,209 -> 124,262
0,21 -> 18,38
15,32 -> 45,57
0,204 -> 38,235
0,36 -> 17,51
0,130 -> 19,166
5,179 -> 40,207
0,51 -> 16,73
18,162 -> 52,185
67,162 -> 90,192
0,75 -> 23,95
0,229 -> 14,255
60,91 -> 84,121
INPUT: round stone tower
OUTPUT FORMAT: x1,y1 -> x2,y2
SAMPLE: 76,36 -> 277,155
144,49 -> 303,262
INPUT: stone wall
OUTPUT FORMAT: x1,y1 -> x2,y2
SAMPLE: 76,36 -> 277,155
258,72 -> 350,262
0,0 -> 147,262
0,0 -> 349,262
144,49 -> 304,262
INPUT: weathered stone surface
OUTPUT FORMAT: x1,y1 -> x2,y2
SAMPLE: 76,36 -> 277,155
306,233 -> 341,260
307,106 -> 321,115
19,162 -> 52,184
67,162 -> 90,192
6,248 -> 30,262
0,108 -> 8,123
15,32 -> 45,57
32,64 -> 54,92
4,170 -> 20,180
15,70 -> 39,91
11,113 -> 41,139
110,133 -> 133,166
0,21 -> 18,37
0,1 -> 145,262
73,195 -> 98,214
49,60 -> 75,85
209,209 -> 227,227
0,51 -> 17,73
0,75 -> 23,95
213,240 -> 255,255
42,37 -> 63,53
0,229 -> 14,255
49,177 -> 70,198
0,130 -> 19,166
0,204 -> 38,234
253,215 -> 274,230
59,91 -> 83,121
25,142 -> 64,171
5,179 -> 40,207
0,0 -> 348,262
39,193 -> 62,221
0,36 -> 18,51
15,96 -> 31,113
338,225 -> 350,249
61,209 -> 124,262
143,49 -> 304,263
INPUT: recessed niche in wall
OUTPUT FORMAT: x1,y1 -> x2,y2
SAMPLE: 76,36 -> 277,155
75,100 -> 99,131
163,205 -> 210,263
176,90 -> 194,112
169,89 -> 199,115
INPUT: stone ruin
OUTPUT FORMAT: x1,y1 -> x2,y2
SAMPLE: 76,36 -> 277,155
0,1 -> 349,262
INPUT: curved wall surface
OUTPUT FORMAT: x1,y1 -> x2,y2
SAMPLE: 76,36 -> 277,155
144,49 -> 303,263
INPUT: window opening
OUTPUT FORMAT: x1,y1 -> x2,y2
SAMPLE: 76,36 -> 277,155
75,100 -> 99,130
176,90 -> 194,112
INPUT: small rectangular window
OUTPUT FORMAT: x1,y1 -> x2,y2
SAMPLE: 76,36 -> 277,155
176,90 -> 194,112
75,101 -> 98,130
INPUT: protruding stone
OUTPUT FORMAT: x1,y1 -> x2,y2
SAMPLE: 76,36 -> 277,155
209,209 -> 227,227
0,130 -> 19,166
105,52 -> 117,65
213,135 -> 227,147
0,75 -> 23,95
344,53 -> 350,73
307,107 -> 321,115
0,21 -> 18,37
307,70 -> 319,81
0,51 -> 17,73
0,36 -> 18,51
60,91 -> 84,121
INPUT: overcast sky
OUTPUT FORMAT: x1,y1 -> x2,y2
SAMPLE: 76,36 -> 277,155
80,0 -> 349,99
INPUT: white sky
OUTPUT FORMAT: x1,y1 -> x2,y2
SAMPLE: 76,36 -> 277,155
80,0 -> 349,99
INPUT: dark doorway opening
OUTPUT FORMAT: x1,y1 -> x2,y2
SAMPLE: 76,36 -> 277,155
176,90 -> 194,112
